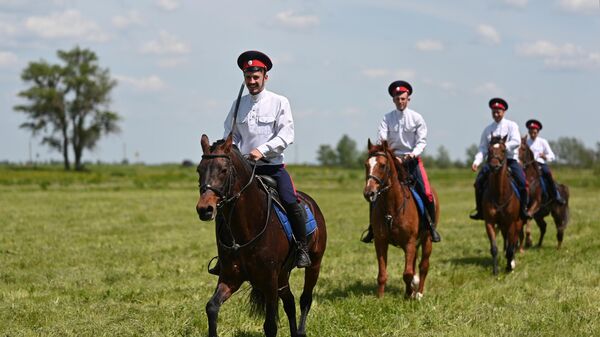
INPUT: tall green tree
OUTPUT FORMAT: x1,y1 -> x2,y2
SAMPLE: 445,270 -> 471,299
317,144 -> 338,166
336,134 -> 359,168
14,46 -> 120,170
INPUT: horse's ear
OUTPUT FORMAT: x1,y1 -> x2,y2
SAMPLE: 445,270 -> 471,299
502,135 -> 508,143
382,140 -> 388,149
522,135 -> 527,143
224,132 -> 233,152
367,138 -> 373,150
201,134 -> 210,154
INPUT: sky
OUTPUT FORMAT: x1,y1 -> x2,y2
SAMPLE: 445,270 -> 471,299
1,0 -> 599,164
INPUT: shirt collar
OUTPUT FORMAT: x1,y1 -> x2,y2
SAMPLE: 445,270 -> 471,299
251,90 -> 267,103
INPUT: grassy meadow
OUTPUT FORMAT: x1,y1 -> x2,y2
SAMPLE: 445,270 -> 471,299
1,164 -> 599,337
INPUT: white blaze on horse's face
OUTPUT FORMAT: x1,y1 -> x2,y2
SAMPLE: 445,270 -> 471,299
493,143 -> 500,149
367,157 -> 378,177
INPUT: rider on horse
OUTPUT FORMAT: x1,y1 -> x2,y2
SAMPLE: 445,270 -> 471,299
361,80 -> 442,243
525,119 -> 566,205
208,50 -> 311,275
470,98 -> 529,221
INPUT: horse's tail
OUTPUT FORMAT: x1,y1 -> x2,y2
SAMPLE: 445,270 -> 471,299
247,286 -> 277,320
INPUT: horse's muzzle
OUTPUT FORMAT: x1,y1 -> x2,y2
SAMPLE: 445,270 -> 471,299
363,188 -> 378,203
197,205 -> 215,221
197,193 -> 218,221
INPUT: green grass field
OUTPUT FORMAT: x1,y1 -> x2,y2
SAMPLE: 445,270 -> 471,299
1,164 -> 599,337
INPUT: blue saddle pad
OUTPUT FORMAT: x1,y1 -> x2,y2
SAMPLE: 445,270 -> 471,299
539,176 -> 548,197
274,203 -> 317,243
409,187 -> 426,216
510,180 -> 521,202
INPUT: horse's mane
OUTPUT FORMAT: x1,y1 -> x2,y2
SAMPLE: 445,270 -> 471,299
370,142 -> 409,182
210,139 -> 252,173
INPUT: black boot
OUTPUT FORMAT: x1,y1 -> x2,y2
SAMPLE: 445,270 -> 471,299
286,202 -> 311,268
547,178 -> 566,205
469,187 -> 483,220
361,203 -> 374,243
519,188 -> 531,220
425,200 -> 441,243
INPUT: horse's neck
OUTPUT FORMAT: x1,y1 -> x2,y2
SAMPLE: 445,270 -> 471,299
488,164 -> 511,197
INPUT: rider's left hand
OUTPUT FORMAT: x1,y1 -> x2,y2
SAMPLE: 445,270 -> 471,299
249,148 -> 264,161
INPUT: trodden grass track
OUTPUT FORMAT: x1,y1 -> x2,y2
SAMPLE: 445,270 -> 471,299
1,164 -> 599,336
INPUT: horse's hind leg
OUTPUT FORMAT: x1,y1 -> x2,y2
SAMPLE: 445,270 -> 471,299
552,205 -> 569,250
206,279 -> 242,337
298,263 -> 321,337
506,221 -> 521,272
415,236 -> 432,300
485,222 -> 499,275
263,286 -> 280,337
278,278 -> 298,337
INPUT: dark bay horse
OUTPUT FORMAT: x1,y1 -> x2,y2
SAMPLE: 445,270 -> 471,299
196,134 -> 327,337
519,136 -> 570,250
481,135 -> 523,275
363,140 -> 437,299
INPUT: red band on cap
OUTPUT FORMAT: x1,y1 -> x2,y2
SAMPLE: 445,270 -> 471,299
493,102 -> 505,109
242,59 -> 267,70
529,123 -> 540,129
396,86 -> 409,92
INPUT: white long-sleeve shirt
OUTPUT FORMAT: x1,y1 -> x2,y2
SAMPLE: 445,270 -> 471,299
527,136 -> 555,164
223,89 -> 293,165
473,118 -> 521,166
378,108 -> 427,157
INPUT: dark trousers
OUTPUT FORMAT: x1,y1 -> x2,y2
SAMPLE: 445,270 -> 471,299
255,164 -> 298,205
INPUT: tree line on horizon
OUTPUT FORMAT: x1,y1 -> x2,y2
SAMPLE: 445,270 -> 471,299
317,134 -> 600,169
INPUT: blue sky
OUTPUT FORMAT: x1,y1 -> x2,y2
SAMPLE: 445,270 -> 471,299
1,0 -> 599,164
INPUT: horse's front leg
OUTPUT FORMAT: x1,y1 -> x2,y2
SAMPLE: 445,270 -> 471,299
506,220 -> 522,272
485,222 -> 499,275
206,279 -> 242,337
263,285 -> 280,337
278,276 -> 298,337
402,239 -> 417,299
415,235 -> 433,300
374,238 -> 389,298
534,215 -> 548,247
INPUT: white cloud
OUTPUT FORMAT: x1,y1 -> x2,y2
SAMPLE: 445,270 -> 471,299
558,0 -> 598,14
275,11 -> 319,29
476,24 -> 501,45
502,0 -> 528,8
157,0 -> 180,11
24,10 -> 109,42
362,68 -> 388,78
157,57 -> 187,68
115,75 -> 166,92
140,31 -> 190,55
473,82 -> 503,96
112,10 -> 143,29
423,79 -> 456,93
395,69 -> 416,80
415,39 -> 444,52
0,51 -> 18,67
516,40 -> 600,70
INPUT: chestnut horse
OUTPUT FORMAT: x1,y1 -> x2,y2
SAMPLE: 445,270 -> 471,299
519,136 -> 570,250
196,134 -> 327,337
481,135 -> 523,275
362,140 -> 437,299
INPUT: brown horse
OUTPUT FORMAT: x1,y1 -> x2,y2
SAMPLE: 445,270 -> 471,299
519,136 -> 570,250
362,140 -> 437,299
196,134 -> 327,337
481,135 -> 523,275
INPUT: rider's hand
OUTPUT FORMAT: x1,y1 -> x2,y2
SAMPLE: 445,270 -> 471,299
249,148 -> 264,161
471,163 -> 478,172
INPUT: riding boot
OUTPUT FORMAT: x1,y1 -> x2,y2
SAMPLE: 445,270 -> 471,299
286,202 -> 312,268
519,188 -> 531,220
425,200 -> 441,242
361,203 -> 374,243
469,187 -> 483,220
547,177 -> 566,205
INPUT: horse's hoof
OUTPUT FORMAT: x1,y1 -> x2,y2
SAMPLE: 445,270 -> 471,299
415,292 -> 423,301
511,259 -> 516,269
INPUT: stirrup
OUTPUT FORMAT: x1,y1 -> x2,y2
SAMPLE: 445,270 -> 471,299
430,226 -> 442,243
207,256 -> 220,276
360,228 -> 373,243
469,210 -> 483,220
296,248 -> 311,268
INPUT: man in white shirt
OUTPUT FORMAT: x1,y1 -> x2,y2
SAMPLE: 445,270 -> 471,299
361,80 -> 441,243
470,98 -> 529,220
525,119 -> 565,204
209,50 -> 310,275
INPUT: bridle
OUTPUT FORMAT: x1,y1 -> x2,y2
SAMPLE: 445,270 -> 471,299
199,151 -> 271,252
487,146 -> 507,172
367,152 -> 392,197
